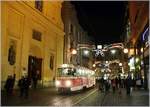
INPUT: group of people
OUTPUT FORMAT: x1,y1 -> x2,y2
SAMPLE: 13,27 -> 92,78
18,75 -> 31,98
4,72 -> 39,99
4,74 -> 16,96
98,74 -> 136,95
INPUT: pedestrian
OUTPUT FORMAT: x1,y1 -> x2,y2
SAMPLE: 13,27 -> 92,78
18,76 -> 24,97
123,76 -> 126,88
99,77 -> 104,92
118,75 -> 122,94
4,74 -> 16,96
32,73 -> 38,89
10,74 -> 16,95
104,79 -> 109,92
18,75 -> 31,98
24,75 -> 31,98
115,77 -> 118,89
4,75 -> 12,96
126,74 -> 132,95
111,78 -> 116,93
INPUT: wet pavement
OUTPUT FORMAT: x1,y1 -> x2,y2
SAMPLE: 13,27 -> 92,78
1,86 -> 149,106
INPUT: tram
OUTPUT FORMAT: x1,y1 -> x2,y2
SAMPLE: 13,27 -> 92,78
55,64 -> 96,93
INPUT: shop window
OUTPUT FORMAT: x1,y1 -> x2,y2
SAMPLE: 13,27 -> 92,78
35,0 -> 43,12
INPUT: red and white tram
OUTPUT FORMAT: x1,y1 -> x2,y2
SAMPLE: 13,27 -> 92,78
55,64 -> 96,93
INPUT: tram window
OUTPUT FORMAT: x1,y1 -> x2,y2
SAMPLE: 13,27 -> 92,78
57,68 -> 77,76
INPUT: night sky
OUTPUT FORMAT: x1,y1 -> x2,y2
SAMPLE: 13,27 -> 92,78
72,1 -> 127,45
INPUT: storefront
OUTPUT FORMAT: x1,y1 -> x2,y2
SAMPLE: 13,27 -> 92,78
142,27 -> 149,90
135,26 -> 149,89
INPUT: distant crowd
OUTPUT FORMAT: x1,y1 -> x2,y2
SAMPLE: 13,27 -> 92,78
97,74 -> 144,95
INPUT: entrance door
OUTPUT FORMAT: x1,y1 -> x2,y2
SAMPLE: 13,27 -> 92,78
28,56 -> 42,80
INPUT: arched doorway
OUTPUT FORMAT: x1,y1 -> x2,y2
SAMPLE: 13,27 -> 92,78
28,45 -> 42,81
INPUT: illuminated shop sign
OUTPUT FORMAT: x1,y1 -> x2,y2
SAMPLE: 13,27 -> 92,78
142,27 -> 149,41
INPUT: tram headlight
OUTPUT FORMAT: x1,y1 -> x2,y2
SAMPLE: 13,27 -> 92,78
55,80 -> 61,87
65,80 -> 72,87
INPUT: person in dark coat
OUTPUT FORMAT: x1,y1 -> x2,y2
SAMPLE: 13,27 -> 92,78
32,73 -> 38,89
118,75 -> 122,94
18,76 -> 24,97
4,74 -> 16,96
24,76 -> 31,98
111,78 -> 116,93
4,75 -> 12,96
99,77 -> 104,92
126,75 -> 132,95
18,75 -> 31,98
10,74 -> 16,95
115,77 -> 118,89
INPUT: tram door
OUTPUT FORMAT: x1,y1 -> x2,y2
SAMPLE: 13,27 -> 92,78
28,56 -> 42,80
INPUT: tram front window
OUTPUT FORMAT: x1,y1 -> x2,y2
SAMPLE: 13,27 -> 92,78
58,68 -> 76,77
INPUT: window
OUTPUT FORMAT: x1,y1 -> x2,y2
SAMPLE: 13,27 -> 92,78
32,30 -> 42,41
70,24 -> 73,33
35,0 -> 43,12
57,68 -> 76,77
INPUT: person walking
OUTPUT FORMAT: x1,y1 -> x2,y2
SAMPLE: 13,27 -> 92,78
32,73 -> 38,89
18,75 -> 31,98
115,77 -> 118,90
4,75 -> 12,96
24,75 -> 31,98
111,78 -> 116,93
104,79 -> 109,92
99,77 -> 104,92
4,74 -> 16,96
123,76 -> 126,88
126,74 -> 132,95
118,75 -> 122,94
10,74 -> 16,95
18,76 -> 24,97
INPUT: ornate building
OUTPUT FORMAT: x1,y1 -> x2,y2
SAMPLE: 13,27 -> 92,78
1,1 -> 65,88
62,1 -> 95,68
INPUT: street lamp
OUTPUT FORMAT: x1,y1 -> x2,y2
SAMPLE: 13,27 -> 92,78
111,49 -> 116,61
123,48 -> 128,54
93,64 -> 96,67
71,49 -> 77,55
83,50 -> 89,56
119,63 -> 122,66
135,57 -> 139,63
111,49 -> 116,54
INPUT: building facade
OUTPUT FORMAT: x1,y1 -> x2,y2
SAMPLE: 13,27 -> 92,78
1,1 -> 65,88
62,1 -> 95,68
124,1 -> 149,90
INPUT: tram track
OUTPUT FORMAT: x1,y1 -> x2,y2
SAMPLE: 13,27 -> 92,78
47,87 -> 97,106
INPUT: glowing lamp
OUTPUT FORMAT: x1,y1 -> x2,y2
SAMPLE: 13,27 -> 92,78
83,50 -> 89,56
93,64 -> 96,67
65,80 -> 72,87
123,48 -> 128,53
111,49 -> 116,54
55,80 -> 61,87
135,57 -> 139,63
119,63 -> 122,66
71,49 -> 77,55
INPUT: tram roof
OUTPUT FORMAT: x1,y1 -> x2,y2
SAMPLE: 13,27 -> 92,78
58,64 -> 94,71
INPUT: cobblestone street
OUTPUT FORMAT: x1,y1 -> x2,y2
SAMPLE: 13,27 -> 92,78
2,87 -> 149,106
